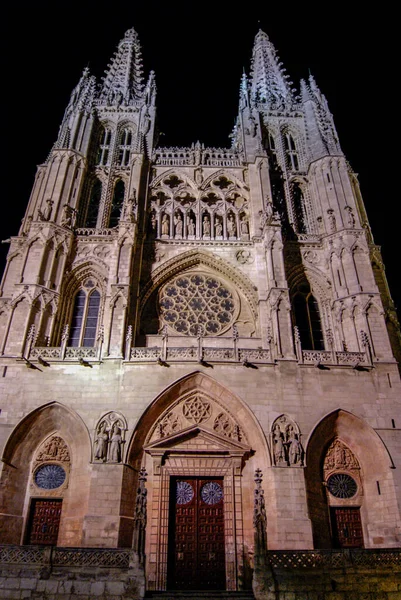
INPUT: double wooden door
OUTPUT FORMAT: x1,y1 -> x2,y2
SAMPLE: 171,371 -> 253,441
330,507 -> 364,548
27,499 -> 62,545
168,477 -> 225,590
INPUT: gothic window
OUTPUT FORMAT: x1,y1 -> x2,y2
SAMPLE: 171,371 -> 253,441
68,287 -> 100,347
97,127 -> 112,166
291,182 -> 307,234
108,180 -> 125,227
158,273 -> 237,336
292,282 -> 324,350
85,179 -> 102,228
118,128 -> 132,166
284,133 -> 299,171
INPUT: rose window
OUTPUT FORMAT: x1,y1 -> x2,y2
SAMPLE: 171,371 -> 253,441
176,481 -> 194,505
159,274 -> 236,336
327,473 -> 358,499
34,464 -> 66,489
201,482 -> 224,505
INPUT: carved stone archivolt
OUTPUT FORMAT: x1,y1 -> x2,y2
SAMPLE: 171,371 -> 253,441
149,391 -> 247,444
31,434 -> 71,493
93,411 -> 127,463
323,438 -> 362,503
270,415 -> 304,467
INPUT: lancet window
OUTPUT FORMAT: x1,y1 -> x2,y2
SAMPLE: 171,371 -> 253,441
97,127 -> 112,166
68,284 -> 101,347
84,179 -> 102,228
118,128 -> 132,166
284,133 -> 299,171
291,182 -> 307,234
292,281 -> 324,350
108,180 -> 125,227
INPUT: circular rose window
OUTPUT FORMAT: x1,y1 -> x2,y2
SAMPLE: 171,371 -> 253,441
35,464 -> 66,490
327,473 -> 358,499
159,274 -> 236,336
200,482 -> 224,505
176,481 -> 194,505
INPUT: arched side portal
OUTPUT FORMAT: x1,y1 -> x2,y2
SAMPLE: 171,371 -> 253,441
0,402 -> 91,546
305,409 -> 401,549
126,371 -> 270,592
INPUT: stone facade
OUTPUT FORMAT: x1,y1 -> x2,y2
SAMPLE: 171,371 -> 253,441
0,26 -> 400,597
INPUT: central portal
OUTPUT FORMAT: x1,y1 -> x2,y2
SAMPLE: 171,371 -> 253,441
168,477 -> 225,590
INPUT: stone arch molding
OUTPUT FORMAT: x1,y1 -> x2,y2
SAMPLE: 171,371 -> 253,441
140,248 -> 259,319
126,371 -> 269,592
0,401 -> 91,546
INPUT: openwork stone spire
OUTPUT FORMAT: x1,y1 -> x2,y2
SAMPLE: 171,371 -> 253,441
99,27 -> 144,104
250,30 -> 294,106
301,73 -> 342,158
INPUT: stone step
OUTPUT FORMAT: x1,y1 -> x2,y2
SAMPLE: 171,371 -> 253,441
145,592 -> 255,600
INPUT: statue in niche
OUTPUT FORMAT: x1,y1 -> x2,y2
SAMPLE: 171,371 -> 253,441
187,217 -> 195,236
37,199 -> 54,222
286,426 -> 303,465
174,213 -> 183,236
150,212 -> 156,233
109,424 -> 122,463
240,216 -> 249,235
272,424 -> 285,465
61,204 -> 76,228
203,215 -> 211,236
327,209 -> 336,232
227,214 -> 236,237
161,214 -> 169,236
94,422 -> 109,462
345,206 -> 356,228
215,218 -> 223,237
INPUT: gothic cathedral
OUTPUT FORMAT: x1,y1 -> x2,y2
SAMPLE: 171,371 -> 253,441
0,27 -> 400,598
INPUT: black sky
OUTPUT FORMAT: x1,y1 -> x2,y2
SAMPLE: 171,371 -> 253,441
3,3 -> 400,321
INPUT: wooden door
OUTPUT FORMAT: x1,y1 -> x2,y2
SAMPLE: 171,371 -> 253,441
168,477 -> 225,590
27,499 -> 62,545
330,507 -> 364,548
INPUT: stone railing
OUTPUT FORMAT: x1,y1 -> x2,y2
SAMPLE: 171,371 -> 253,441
153,145 -> 242,167
0,544 -> 131,568
75,228 -> 117,237
301,350 -> 367,367
267,548 -> 401,569
129,345 -> 272,364
29,346 -> 98,361
1,545 -> 399,571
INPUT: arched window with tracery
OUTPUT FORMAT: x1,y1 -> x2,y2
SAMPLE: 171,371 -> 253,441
284,132 -> 299,171
118,128 -> 132,166
84,179 -> 102,228
291,182 -> 307,234
68,286 -> 101,347
292,281 -> 324,350
97,127 -> 112,166
108,180 -> 125,228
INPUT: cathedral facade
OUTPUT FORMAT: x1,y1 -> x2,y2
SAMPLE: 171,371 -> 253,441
0,26 -> 400,595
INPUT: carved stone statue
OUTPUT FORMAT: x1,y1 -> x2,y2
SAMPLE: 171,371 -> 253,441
202,215 -> 211,236
240,216 -> 249,235
215,219 -> 223,236
175,213 -> 183,236
272,424 -> 285,465
109,425 -> 122,463
37,199 -> 54,222
227,214 -> 236,237
94,422 -> 109,461
287,428 -> 303,465
187,217 -> 195,236
161,214 -> 169,236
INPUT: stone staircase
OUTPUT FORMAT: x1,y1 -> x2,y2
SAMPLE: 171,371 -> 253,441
145,592 -> 255,600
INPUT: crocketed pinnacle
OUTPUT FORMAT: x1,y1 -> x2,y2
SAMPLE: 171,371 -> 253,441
250,29 -> 294,105
99,27 -> 144,104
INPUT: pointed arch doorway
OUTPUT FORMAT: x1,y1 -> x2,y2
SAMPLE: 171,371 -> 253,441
127,372 -> 268,593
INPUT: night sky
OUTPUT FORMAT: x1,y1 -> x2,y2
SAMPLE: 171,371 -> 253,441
3,3 -> 400,321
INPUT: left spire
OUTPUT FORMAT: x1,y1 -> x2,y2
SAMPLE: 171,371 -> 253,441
98,27 -> 144,105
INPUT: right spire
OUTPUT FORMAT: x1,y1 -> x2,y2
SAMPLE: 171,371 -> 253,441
250,30 -> 295,106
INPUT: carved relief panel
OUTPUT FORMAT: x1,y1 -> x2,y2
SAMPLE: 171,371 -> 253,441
270,415 -> 304,467
31,434 -> 71,496
93,411 -> 127,463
